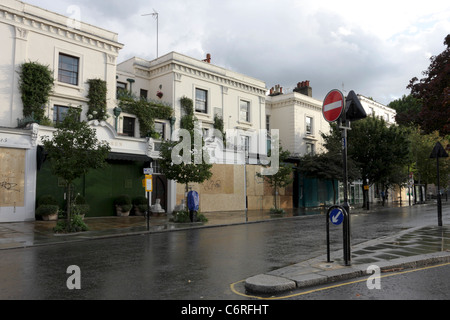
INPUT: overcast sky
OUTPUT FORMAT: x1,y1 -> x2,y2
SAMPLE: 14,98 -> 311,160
23,0 -> 450,105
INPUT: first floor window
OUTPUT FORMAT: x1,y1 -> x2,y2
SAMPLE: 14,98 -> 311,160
154,122 -> 166,140
306,116 -> 313,135
123,117 -> 135,137
240,100 -> 250,122
58,53 -> 79,86
195,88 -> 208,113
140,89 -> 148,99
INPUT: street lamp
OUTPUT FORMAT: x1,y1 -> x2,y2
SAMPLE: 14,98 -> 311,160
142,9 -> 159,58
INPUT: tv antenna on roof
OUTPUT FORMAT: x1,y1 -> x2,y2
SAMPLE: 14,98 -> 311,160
142,9 -> 159,58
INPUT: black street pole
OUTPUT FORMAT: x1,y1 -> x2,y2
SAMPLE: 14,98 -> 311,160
437,156 -> 442,227
340,119 -> 351,265
430,141 -> 448,227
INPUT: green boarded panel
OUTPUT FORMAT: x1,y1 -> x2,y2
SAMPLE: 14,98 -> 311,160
37,159 -> 147,217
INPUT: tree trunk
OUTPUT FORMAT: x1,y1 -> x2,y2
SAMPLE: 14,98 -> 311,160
66,183 -> 72,230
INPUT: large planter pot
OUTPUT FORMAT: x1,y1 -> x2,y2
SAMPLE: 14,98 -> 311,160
133,205 -> 146,216
36,204 -> 59,221
42,213 -> 58,221
115,205 -> 131,217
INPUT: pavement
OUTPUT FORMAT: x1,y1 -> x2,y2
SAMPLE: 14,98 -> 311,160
1,202 -> 450,296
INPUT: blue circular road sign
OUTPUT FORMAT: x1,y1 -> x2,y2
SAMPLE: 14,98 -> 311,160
330,208 -> 344,225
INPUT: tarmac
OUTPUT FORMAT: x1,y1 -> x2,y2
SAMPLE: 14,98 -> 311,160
1,203 -> 449,296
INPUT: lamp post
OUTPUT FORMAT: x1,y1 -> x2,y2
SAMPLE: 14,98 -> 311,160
113,107 -> 122,132
430,142 -> 449,227
142,9 -> 159,58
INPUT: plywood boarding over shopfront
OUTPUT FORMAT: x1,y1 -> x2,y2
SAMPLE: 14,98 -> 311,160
0,147 -> 25,207
176,164 -> 294,212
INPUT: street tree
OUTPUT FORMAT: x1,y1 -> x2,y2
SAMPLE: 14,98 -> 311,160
41,108 -> 110,231
297,142 -> 360,204
407,34 -> 450,136
159,97 -> 213,209
321,116 -> 410,207
256,146 -> 293,212
348,115 -> 410,193
409,129 -> 450,191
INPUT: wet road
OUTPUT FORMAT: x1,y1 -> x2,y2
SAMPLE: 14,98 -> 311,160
0,204 -> 448,300
290,262 -> 450,300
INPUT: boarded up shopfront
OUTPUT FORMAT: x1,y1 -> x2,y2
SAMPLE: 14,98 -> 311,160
176,164 -> 293,212
0,147 -> 25,207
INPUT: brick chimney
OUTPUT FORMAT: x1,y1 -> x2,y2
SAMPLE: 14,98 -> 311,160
268,84 -> 283,96
203,53 -> 211,63
293,80 -> 312,97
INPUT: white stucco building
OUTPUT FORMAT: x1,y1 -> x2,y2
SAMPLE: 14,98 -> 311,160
0,0 -> 128,222
266,81 -> 331,157
116,52 -> 270,213
357,94 -> 397,125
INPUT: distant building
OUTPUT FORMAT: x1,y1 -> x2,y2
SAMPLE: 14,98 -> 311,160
266,82 -> 335,208
357,95 -> 396,125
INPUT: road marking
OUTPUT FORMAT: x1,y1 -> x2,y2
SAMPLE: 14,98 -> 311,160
230,262 -> 450,300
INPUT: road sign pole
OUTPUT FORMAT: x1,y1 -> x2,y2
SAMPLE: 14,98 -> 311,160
430,141 -> 449,227
437,156 -> 442,227
326,206 -> 351,265
339,115 -> 352,265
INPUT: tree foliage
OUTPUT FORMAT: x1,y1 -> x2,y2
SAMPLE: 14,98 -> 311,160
319,116 -> 410,193
407,34 -> 450,136
348,115 -> 410,187
118,91 -> 173,138
388,94 -> 422,128
409,129 -> 450,189
159,97 -> 213,207
256,146 -> 293,210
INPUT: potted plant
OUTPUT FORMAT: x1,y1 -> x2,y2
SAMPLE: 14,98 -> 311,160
36,195 -> 59,221
132,196 -> 148,216
114,194 -> 132,217
72,194 -> 90,219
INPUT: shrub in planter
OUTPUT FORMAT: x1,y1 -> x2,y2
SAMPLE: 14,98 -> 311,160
170,210 -> 208,223
36,204 -> 59,220
114,195 -> 132,216
38,194 -> 58,206
54,214 -> 89,233
270,207 -> 286,215
36,195 -> 59,221
132,196 -> 148,216
72,194 -> 90,218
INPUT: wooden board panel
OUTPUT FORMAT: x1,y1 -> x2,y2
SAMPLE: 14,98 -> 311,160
0,147 -> 25,207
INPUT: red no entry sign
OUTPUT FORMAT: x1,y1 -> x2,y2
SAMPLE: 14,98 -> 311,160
323,89 -> 345,122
